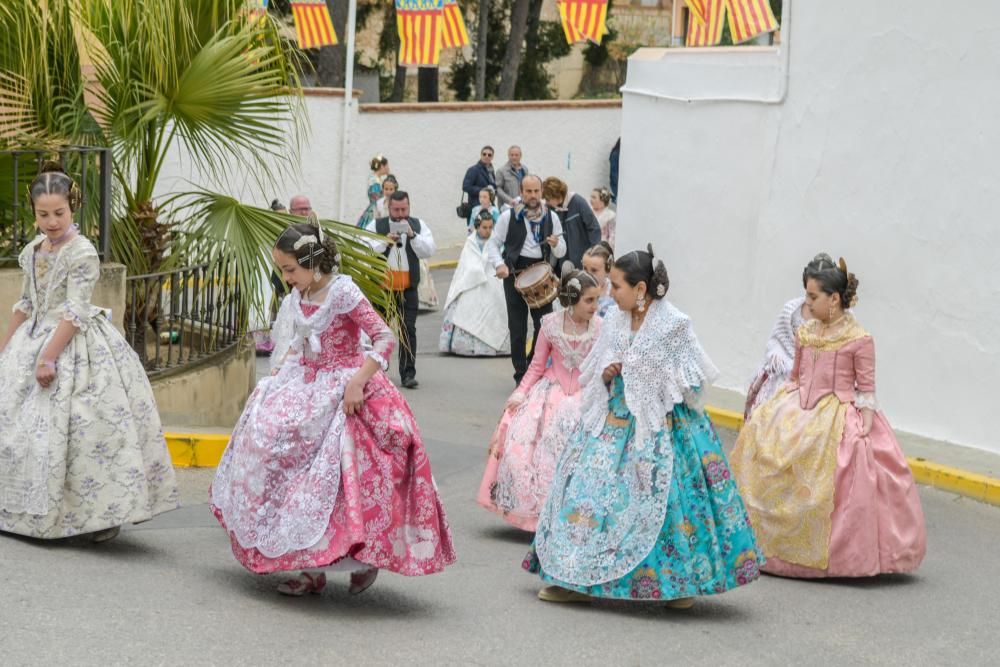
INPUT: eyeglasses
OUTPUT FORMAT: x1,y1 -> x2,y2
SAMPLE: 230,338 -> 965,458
481,152 -> 493,157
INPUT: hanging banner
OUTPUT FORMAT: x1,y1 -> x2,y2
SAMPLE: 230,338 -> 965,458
441,0 -> 470,49
396,0 -> 445,67
558,0 -> 609,46
685,0 -> 777,47
291,0 -> 338,49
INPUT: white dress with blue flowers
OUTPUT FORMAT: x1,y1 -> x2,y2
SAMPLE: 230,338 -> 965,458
0,236 -> 178,538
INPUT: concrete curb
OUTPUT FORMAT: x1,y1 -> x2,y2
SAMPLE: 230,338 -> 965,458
164,408 -> 1000,507
428,260 -> 458,270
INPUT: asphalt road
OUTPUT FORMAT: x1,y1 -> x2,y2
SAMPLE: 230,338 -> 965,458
2,269 -> 998,666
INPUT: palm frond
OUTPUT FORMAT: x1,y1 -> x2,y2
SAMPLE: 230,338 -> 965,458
164,191 -> 398,332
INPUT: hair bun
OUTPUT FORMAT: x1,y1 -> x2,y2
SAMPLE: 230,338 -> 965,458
39,160 -> 67,175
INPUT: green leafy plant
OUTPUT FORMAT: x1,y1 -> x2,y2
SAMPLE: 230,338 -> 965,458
0,0 -> 393,327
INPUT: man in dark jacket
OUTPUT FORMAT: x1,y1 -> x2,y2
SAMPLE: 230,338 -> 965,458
609,138 -> 620,203
542,176 -> 602,273
462,145 -> 497,204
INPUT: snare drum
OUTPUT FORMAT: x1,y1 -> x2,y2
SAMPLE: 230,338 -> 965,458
514,262 -> 559,309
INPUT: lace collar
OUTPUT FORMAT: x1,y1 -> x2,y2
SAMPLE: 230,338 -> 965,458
540,311 -> 599,371
579,299 -> 718,445
285,274 -> 362,357
797,313 -> 868,352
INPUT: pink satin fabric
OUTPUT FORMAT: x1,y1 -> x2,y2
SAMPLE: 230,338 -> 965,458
763,407 -> 927,578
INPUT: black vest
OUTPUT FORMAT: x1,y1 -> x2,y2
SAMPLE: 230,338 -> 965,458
503,206 -> 553,268
375,216 -> 422,288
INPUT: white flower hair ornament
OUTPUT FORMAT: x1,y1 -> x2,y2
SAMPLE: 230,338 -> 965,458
293,235 -> 318,250
567,277 -> 582,292
656,283 -> 666,297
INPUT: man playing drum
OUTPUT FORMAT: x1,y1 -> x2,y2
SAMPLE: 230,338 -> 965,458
488,175 -> 567,385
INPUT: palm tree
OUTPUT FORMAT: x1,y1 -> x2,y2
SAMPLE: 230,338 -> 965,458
0,0 -> 392,324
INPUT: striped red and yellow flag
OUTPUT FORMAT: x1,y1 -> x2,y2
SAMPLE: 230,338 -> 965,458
291,1 -> 338,49
685,0 -> 778,47
396,0 -> 444,66
685,0 -> 725,46
440,0 -> 470,49
557,0 -> 585,44
558,0 -> 608,45
726,0 -> 778,44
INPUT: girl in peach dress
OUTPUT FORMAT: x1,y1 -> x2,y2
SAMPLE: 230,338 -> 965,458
730,256 -> 926,578
477,267 -> 601,531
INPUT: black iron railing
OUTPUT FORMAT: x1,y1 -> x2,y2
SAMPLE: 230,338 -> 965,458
125,261 -> 244,378
0,146 -> 112,262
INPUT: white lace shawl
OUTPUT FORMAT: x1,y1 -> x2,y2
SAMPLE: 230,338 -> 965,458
758,296 -> 805,379
579,299 -> 719,445
269,275 -> 374,372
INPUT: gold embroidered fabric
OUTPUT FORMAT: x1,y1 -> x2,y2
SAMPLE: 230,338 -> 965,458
796,314 -> 868,352
731,388 -> 845,569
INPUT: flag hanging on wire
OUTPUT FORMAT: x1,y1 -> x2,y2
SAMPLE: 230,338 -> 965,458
396,0 -> 445,66
557,0 -> 585,44
291,0 -> 338,49
558,0 -> 609,46
685,0 -> 777,47
441,0 -> 470,49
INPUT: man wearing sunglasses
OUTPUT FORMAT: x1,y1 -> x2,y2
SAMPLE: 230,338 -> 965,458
462,145 -> 498,208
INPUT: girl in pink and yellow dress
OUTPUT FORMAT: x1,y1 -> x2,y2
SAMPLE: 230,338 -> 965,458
211,222 -> 456,597
731,256 -> 926,578
477,267 -> 601,531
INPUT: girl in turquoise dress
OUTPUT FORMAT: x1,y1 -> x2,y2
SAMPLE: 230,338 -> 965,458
356,154 -> 390,228
524,245 -> 764,606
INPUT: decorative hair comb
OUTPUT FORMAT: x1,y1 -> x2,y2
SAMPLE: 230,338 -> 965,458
293,235 -> 318,250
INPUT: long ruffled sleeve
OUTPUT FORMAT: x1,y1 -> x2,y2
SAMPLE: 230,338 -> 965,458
12,273 -> 32,316
514,327 -> 552,398
853,336 -> 879,409
269,294 -> 297,372
61,243 -> 100,330
348,296 -> 395,371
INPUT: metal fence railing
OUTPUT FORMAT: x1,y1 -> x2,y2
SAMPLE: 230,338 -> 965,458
125,262 -> 243,378
0,146 -> 112,263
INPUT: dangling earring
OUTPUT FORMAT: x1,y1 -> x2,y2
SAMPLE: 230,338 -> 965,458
314,267 -> 322,283
637,295 -> 646,313
827,302 -> 834,321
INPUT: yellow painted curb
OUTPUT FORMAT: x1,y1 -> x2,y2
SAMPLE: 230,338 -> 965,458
907,458 -> 1000,507
428,260 -> 458,270
703,408 -> 1000,507
705,406 -> 745,432
164,413 -> 1000,508
165,433 -> 229,468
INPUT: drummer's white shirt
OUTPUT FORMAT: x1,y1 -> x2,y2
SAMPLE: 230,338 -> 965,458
488,207 -> 566,269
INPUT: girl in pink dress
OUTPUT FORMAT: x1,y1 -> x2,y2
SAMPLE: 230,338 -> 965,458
211,222 -> 456,596
477,268 -> 601,531
731,256 -> 926,578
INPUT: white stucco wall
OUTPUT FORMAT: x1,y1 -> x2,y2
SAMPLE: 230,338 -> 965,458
617,2 -> 1000,453
157,96 -> 621,253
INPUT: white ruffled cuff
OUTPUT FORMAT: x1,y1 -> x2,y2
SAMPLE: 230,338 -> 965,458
364,350 -> 389,372
61,301 -> 92,331
12,299 -> 32,316
854,391 -> 879,410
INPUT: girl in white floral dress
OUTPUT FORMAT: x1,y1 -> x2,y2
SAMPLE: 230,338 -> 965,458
0,164 -> 179,542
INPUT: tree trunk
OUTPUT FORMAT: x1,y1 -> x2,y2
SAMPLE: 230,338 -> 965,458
316,0 -> 349,87
497,0 -> 531,100
417,68 -> 439,102
390,63 -> 407,102
475,0 -> 490,100
525,0 -> 544,51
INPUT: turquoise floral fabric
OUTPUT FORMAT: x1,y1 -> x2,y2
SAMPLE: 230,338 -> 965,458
524,376 -> 764,600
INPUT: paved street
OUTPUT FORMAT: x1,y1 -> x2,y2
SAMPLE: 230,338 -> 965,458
3,268 -> 999,666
